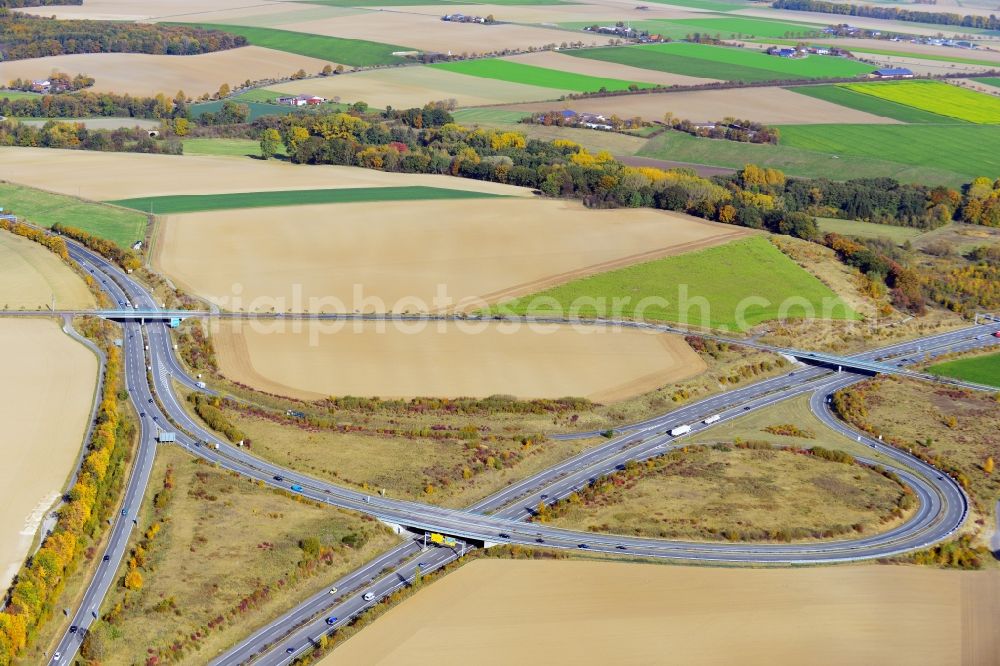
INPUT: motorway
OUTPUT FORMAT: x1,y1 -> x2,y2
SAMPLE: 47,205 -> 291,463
38,239 -> 1000,664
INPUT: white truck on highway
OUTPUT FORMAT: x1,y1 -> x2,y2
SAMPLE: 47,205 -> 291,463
669,424 -> 692,437
703,414 -> 721,425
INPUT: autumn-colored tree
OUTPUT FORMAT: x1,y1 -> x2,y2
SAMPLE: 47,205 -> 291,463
985,456 -> 994,474
124,568 -> 143,591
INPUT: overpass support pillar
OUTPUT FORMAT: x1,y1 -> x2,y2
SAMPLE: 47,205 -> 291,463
377,520 -> 405,535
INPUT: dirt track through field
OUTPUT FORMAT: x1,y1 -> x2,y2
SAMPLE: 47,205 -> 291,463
502,85 -> 900,124
0,319 -> 98,591
328,559 -> 1000,666
152,198 -> 748,313
0,147 -> 530,200
0,47 -> 333,97
213,320 -> 705,401
0,232 -> 96,310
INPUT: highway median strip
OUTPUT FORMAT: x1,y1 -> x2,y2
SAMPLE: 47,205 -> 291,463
106,186 -> 508,215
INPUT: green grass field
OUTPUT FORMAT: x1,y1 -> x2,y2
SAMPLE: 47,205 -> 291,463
107,186 -> 504,214
451,108 -> 531,123
493,236 -> 858,330
0,89 -> 44,100
636,130 -> 971,186
974,77 -> 1000,89
927,352 -> 1000,388
431,59 -> 654,92
232,88 -> 288,102
621,17 -> 825,40
849,46 -> 1000,67
842,80 -> 1000,124
776,124 -> 1000,180
188,99 -> 292,121
567,42 -> 874,82
181,138 -> 287,157
816,217 -> 926,243
177,23 -> 411,66
0,182 -> 146,247
788,84 -> 965,123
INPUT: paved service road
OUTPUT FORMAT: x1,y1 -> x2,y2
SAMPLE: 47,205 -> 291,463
41,239 -> 1000,665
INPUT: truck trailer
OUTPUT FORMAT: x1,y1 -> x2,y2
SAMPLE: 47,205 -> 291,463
669,424 -> 692,437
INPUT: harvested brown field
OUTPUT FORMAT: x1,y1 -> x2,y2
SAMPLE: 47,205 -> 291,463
280,12 -> 579,55
327,560 -> 1000,666
503,50 -> 720,86
0,47 -> 333,97
401,2 -> 701,23
0,232 -> 96,310
0,319 -> 98,591
152,198 -> 747,312
0,147 -> 529,200
503,86 -> 899,124
212,321 -> 706,401
13,0 -> 260,21
269,64 -> 567,108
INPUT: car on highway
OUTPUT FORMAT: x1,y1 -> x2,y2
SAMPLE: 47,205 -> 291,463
273,475 -> 284,482
498,532 -> 510,539
285,647 -> 295,655
577,543 -> 588,549
102,555 -> 110,562
540,494 -> 548,500
616,545 -> 627,550
416,562 -> 426,568
363,592 -> 375,601
328,587 -> 338,595
53,652 -> 61,661
139,412 -> 145,417
69,626 -> 77,634
290,484 -> 303,492
535,537 -> 544,543
325,616 -> 338,626
121,508 -> 127,516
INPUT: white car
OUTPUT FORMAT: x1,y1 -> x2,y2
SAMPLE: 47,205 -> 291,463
328,587 -> 338,595
363,592 -> 375,601
53,653 -> 61,661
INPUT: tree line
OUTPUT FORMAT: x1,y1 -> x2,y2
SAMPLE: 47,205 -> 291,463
0,0 -> 80,6
773,0 -> 1000,30
0,118 -> 182,155
0,10 -> 246,60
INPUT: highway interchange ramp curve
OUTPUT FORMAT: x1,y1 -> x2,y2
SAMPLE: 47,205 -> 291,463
41,239 -> 999,665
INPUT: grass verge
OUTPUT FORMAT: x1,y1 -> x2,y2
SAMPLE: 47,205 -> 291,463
83,446 -> 398,665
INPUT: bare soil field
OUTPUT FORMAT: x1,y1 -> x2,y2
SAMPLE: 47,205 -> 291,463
0,47 -> 333,97
503,85 -> 899,124
503,50 -> 720,86
0,319 -> 98,591
152,198 -> 747,313
854,53 -> 995,76
0,232 -> 96,310
212,321 -> 706,401
271,66 -> 566,108
279,13 -> 581,55
0,147 -> 529,200
328,559 -> 1000,666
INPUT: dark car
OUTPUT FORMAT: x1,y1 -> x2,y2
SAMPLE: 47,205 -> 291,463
69,626 -> 78,634
498,533 -> 510,539
148,398 -> 153,403
743,406 -> 751,411
325,616 -> 338,626
102,555 -> 110,562
285,647 -> 295,655
536,537 -> 545,543
140,412 -> 145,417
616,545 -> 627,550
121,508 -> 127,516
577,543 -> 588,549
273,475 -> 284,482
540,494 -> 548,500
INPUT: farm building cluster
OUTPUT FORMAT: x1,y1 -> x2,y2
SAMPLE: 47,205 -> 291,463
440,13 -> 495,23
276,95 -> 328,106
525,109 -> 642,131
